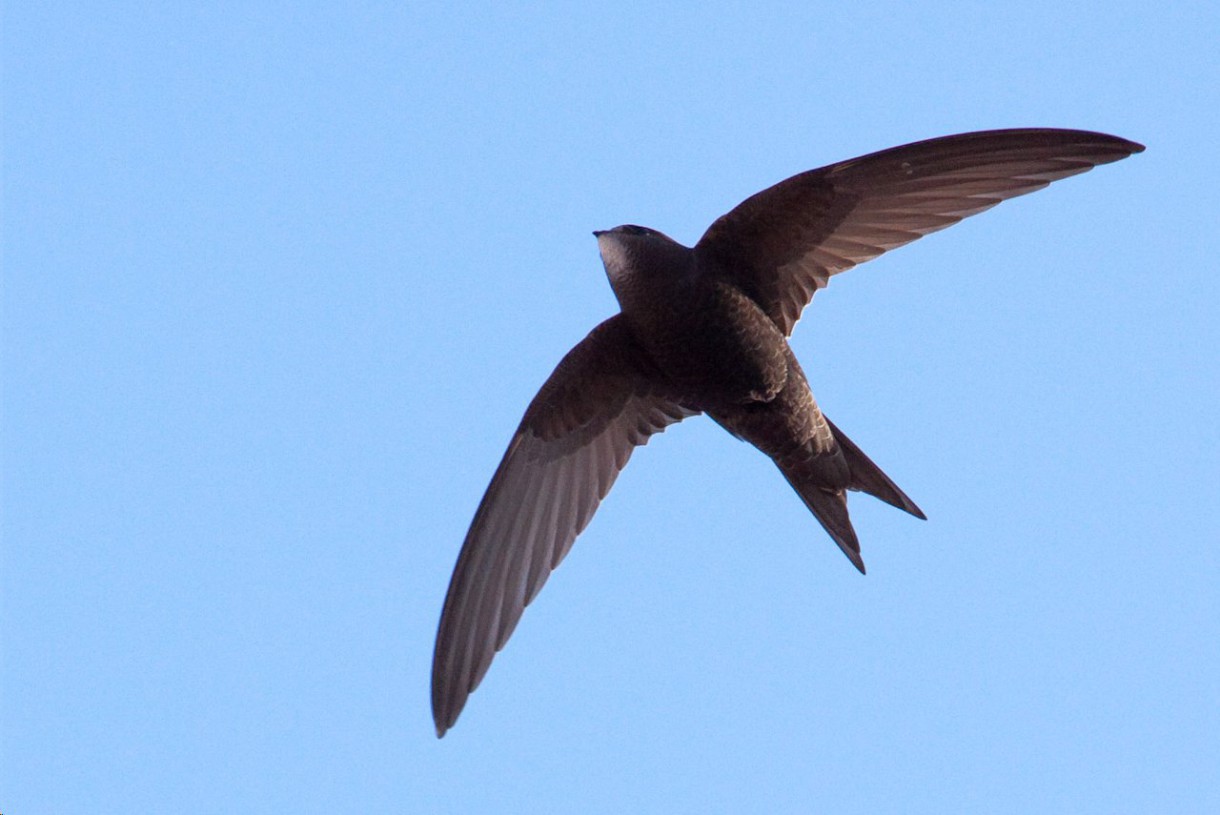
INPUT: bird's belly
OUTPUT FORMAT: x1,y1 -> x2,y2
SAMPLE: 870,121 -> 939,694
633,282 -> 790,406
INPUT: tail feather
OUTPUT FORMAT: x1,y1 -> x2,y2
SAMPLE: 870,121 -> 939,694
825,416 -> 926,520
776,461 -> 866,574
775,417 -> 924,573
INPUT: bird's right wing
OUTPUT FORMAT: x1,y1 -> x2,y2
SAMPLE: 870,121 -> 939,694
694,129 -> 1144,335
432,315 -> 695,737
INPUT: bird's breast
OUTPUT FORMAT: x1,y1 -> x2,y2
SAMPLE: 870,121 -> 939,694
624,280 -> 790,407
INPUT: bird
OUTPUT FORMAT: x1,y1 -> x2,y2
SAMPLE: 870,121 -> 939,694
431,128 -> 1143,736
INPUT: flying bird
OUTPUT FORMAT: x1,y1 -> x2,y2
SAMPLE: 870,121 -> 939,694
432,128 -> 1143,736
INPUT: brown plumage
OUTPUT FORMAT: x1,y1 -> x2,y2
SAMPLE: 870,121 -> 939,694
432,128 -> 1143,736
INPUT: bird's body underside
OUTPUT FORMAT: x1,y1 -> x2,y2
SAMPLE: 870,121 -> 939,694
432,128 -> 1144,736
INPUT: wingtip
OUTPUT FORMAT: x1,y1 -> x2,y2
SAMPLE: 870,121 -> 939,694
433,708 -> 452,738
432,688 -> 455,738
1103,135 -> 1146,161
1078,130 -> 1145,155
1102,132 -> 1144,154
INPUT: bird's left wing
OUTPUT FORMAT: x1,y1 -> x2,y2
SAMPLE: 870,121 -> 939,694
694,128 -> 1143,335
432,315 -> 695,736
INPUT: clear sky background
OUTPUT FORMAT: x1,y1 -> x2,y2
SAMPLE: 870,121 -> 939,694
4,2 -> 1218,813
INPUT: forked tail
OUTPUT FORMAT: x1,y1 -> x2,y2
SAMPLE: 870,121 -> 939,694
776,417 -> 924,574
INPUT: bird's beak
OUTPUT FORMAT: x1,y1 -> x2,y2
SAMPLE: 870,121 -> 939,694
592,230 -> 606,238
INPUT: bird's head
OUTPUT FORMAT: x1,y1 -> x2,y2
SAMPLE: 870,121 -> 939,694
593,225 -> 690,304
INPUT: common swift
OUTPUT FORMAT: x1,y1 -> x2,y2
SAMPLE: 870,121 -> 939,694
432,128 -> 1143,736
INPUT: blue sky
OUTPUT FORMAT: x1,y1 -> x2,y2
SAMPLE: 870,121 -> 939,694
4,2 -> 1218,812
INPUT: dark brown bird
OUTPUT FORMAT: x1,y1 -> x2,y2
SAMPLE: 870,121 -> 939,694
432,128 -> 1143,736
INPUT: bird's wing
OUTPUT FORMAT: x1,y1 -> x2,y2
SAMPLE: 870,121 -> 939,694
432,315 -> 695,736
694,128 -> 1144,335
